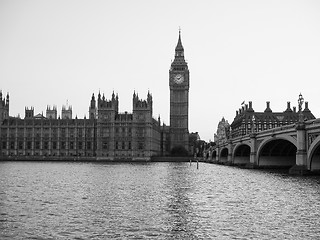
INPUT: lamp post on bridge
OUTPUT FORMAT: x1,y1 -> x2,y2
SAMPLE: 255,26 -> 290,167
248,114 -> 258,168
251,115 -> 256,133
298,93 -> 304,123
289,93 -> 309,175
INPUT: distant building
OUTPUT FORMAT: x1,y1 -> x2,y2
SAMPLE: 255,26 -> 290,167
189,132 -> 201,156
231,101 -> 315,138
214,117 -> 230,144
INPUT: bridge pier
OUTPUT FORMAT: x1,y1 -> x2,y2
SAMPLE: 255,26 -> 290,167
289,122 -> 310,175
215,147 -> 219,162
246,133 -> 258,168
227,140 -> 233,165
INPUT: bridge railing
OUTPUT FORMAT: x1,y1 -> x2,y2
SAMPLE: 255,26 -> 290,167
306,118 -> 320,126
231,135 -> 250,142
256,124 -> 296,135
227,124 -> 296,144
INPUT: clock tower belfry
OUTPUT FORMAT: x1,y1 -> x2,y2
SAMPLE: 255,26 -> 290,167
169,30 -> 189,154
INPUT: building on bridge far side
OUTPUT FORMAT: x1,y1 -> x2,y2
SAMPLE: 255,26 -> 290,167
230,101 -> 315,138
214,117 -> 230,144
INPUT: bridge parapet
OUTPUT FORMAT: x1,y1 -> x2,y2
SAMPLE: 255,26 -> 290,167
306,119 -> 320,130
254,124 -> 295,137
217,124 -> 297,149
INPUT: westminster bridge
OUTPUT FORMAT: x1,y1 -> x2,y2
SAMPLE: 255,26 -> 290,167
204,118 -> 320,174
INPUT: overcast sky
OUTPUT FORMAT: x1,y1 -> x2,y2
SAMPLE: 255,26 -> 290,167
1,0 -> 320,141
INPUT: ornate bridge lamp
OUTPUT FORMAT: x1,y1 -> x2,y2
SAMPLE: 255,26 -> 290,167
251,115 -> 256,133
249,114 -> 257,167
298,93 -> 304,122
290,93 -> 308,174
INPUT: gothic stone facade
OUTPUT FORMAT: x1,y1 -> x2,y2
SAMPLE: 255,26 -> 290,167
94,91 -> 162,160
0,91 -> 165,160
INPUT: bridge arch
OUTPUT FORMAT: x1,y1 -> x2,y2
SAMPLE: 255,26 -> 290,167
233,143 -> 250,165
220,147 -> 228,163
308,136 -> 320,171
211,150 -> 217,160
257,136 -> 297,168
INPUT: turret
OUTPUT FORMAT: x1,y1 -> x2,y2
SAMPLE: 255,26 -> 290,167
148,91 -> 153,113
115,93 -> 119,112
5,92 -> 9,107
133,92 -> 153,112
90,93 -> 96,108
0,90 -> 9,122
62,105 -> 72,119
97,91 -> 119,120
25,107 -> 34,119
97,92 -> 119,112
46,105 -> 57,119
133,91 -> 153,122
147,90 -> 152,103
98,91 -> 101,102
89,93 -> 96,119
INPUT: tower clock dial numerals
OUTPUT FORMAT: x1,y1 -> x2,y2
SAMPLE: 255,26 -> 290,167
174,74 -> 184,84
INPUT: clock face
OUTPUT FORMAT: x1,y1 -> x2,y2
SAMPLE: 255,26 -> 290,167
174,74 -> 184,84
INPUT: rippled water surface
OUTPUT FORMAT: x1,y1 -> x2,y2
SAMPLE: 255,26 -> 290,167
1,161 -> 320,239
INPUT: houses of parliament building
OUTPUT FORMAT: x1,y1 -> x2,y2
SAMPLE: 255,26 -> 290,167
0,32 -> 192,161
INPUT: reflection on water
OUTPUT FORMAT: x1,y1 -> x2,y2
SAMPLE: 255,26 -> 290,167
0,161 -> 320,239
165,163 -> 197,239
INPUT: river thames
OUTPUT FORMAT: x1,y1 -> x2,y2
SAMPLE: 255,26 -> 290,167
0,161 -> 320,239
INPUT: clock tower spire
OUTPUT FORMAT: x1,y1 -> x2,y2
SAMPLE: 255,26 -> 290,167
169,30 -> 190,155
173,29 -> 185,64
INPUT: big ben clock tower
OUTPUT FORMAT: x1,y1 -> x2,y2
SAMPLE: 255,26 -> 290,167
169,30 -> 189,154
